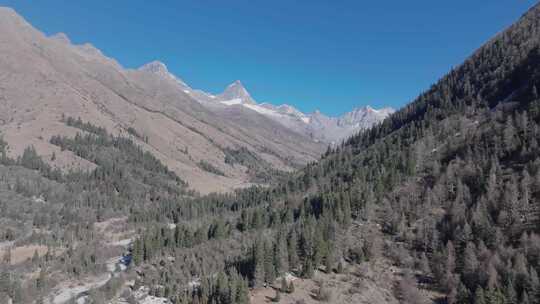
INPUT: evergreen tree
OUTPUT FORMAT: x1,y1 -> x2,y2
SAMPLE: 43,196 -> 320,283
132,238 -> 143,266
302,259 -> 314,279
325,244 -> 334,273
462,242 -> 478,288
275,230 -> 289,274
486,288 -> 506,304
474,287 -> 486,304
235,278 -> 249,304
280,277 -> 288,293
264,241 -> 276,284
504,280 -> 517,304
336,261 -> 344,274
287,231 -> 299,270
252,238 -> 265,287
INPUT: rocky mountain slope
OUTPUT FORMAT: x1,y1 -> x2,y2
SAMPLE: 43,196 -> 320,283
0,7 -> 393,193
0,7 -> 328,193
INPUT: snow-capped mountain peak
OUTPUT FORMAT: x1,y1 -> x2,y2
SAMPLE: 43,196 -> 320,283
132,63 -> 393,143
218,80 -> 256,105
276,104 -> 304,116
258,103 -> 311,123
337,106 -> 395,128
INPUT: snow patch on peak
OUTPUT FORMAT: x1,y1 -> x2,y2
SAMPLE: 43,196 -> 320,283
259,103 -> 277,110
275,104 -> 310,122
244,102 -> 310,123
221,98 -> 243,106
219,80 -> 256,105
337,105 -> 394,128
276,104 -> 301,114
224,80 -> 247,94
132,64 -> 393,143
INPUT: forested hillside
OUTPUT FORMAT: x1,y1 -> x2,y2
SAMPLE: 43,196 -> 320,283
292,3 -> 540,303
0,6 -> 326,194
115,3 -> 540,304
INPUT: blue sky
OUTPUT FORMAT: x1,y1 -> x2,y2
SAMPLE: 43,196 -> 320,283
1,1 -> 536,116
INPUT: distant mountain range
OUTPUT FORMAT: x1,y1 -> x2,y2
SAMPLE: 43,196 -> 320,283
139,61 -> 394,143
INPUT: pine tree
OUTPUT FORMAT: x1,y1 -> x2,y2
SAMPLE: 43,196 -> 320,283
287,231 -> 299,270
313,230 -> 326,267
505,279 -> 517,304
456,279 -> 471,304
325,244 -> 334,273
280,277 -> 288,293
239,210 -> 250,232
474,287 -> 486,304
302,259 -> 314,279
462,242 -> 478,288
486,288 -> 506,304
444,241 -> 457,292
228,274 -> 238,304
216,272 -> 228,304
419,252 -> 431,277
529,267 -> 540,304
235,278 -> 249,304
342,195 -> 352,227
522,290 -> 530,304
132,238 -> 143,266
336,261 -> 344,274
275,230 -> 289,274
264,241 -> 276,284
252,238 -> 265,287
503,117 -> 518,153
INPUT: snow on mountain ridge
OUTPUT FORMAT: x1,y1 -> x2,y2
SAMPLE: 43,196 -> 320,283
135,60 -> 392,142
337,106 -> 395,128
259,103 -> 310,123
217,80 -> 256,105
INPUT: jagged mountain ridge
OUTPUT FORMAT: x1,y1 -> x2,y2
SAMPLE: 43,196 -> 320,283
0,5 -> 392,195
140,62 -> 395,143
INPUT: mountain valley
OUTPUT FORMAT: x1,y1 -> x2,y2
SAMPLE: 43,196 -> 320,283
1,3 -> 540,304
